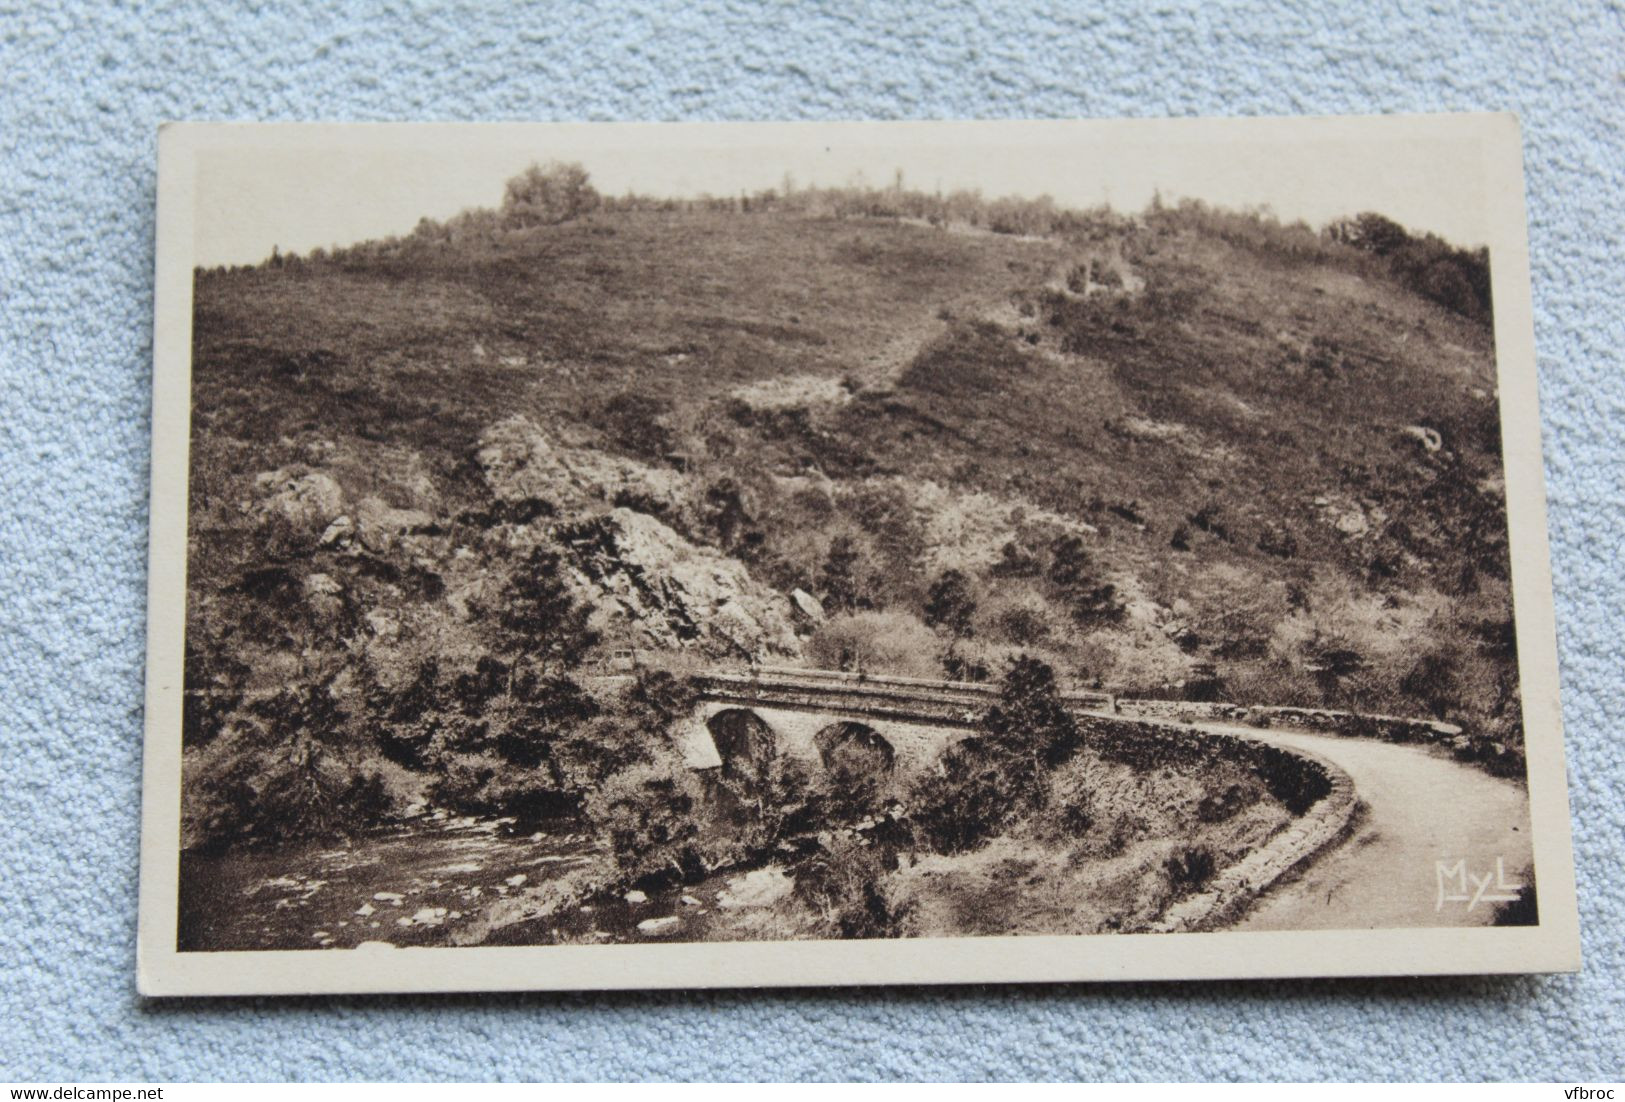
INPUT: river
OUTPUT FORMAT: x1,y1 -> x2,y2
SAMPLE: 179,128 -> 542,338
178,811 -> 801,951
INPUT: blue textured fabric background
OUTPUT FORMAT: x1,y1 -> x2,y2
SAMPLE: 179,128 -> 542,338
2,0 -> 1621,1082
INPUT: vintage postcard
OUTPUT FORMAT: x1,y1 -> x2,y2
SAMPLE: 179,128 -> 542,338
139,115 -> 1579,995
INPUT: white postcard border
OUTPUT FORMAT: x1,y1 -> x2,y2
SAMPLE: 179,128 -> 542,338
138,114 -> 1580,996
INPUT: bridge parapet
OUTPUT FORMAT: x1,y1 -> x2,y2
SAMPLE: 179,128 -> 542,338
682,668 -> 1119,782
700,667 -> 1115,715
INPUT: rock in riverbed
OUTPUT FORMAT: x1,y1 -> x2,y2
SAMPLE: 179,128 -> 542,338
717,866 -> 794,911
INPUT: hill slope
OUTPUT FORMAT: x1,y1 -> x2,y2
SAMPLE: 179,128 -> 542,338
181,201 -> 1524,848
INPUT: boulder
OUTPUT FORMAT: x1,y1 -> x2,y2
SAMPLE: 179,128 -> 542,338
790,588 -> 826,625
1401,424 -> 1444,453
253,467 -> 344,531
354,495 -> 435,552
317,515 -> 355,549
716,866 -> 795,911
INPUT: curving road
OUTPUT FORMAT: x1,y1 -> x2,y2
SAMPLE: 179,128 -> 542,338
1204,725 -> 1535,930
687,668 -> 1537,931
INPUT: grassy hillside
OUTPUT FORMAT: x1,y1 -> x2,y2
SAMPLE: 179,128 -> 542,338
182,193 -> 1522,860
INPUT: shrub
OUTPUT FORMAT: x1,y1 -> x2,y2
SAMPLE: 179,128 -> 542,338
585,762 -> 714,887
1047,534 -> 1092,589
493,546 -> 599,670
910,656 -> 1080,853
1400,648 -> 1461,720
990,538 -> 1043,578
1041,536 -> 1126,629
817,534 -> 869,614
1164,846 -> 1217,890
841,481 -> 927,583
924,569 -> 977,640
792,835 -> 913,938
941,652 -> 993,683
594,392 -> 673,461
431,752 -> 582,824
501,161 -> 601,227
1327,211 -> 1492,322
991,599 -> 1051,646
1196,783 -> 1253,823
181,637 -> 249,749
1065,582 -> 1127,630
982,656 -> 1082,767
1257,524 -> 1299,560
806,611 -> 940,677
910,736 -> 1039,854
180,682 -> 394,853
1037,756 -> 1098,839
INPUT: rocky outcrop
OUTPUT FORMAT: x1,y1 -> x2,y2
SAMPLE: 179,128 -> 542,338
475,415 -> 688,516
561,507 -> 801,660
472,417 -> 806,660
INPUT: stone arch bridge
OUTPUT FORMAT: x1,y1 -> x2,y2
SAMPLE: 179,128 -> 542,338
673,665 -> 1114,779
653,665 -> 1524,933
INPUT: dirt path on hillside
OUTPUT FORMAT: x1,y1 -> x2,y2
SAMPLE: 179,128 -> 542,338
1205,725 -> 1534,930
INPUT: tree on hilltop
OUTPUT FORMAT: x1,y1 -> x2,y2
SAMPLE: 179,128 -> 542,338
502,161 -> 601,227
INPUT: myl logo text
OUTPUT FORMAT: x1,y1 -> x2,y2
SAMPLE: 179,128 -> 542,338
1435,857 -> 1522,911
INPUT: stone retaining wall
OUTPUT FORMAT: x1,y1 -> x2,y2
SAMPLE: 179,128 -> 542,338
1147,730 -> 1358,933
1114,698 -> 1251,723
1114,698 -> 1458,744
1245,705 -> 1461,743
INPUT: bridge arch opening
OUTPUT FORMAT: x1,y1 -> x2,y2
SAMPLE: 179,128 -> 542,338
814,721 -> 896,781
706,708 -> 778,788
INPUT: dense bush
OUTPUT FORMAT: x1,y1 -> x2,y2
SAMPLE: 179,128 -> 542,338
593,391 -> 674,462
1327,211 -> 1492,322
793,834 -> 913,938
585,762 -> 715,887
501,161 -> 601,227
910,656 -> 1081,853
900,319 -> 1037,396
924,569 -> 978,640
806,611 -> 941,678
817,534 -> 869,614
1164,845 -> 1217,890
181,681 -> 392,853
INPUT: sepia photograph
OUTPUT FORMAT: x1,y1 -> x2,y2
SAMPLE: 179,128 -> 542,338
138,116 -> 1578,994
